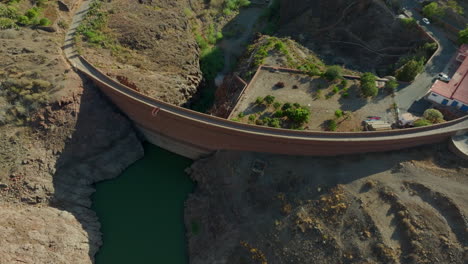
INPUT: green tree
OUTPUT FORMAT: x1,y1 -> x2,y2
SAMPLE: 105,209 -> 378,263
422,2 -> 444,18
413,119 -> 432,127
385,79 -> 398,93
323,65 -> 342,81
285,107 -> 310,124
395,59 -> 424,82
458,26 -> 468,44
264,95 -> 275,105
39,17 -> 50,26
360,72 -> 378,97
423,108 -> 444,123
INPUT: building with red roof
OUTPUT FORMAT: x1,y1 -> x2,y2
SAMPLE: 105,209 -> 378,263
427,44 -> 468,112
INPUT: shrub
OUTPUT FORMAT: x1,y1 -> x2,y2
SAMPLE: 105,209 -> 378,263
273,101 -> 282,109
16,15 -> 29,25
395,59 -> 424,82
274,110 -> 284,117
268,118 -> 281,128
264,95 -> 275,105
315,89 -> 322,99
248,114 -> 255,121
327,119 -> 337,131
200,47 -> 224,81
423,108 -> 443,123
335,109 -> 343,118
385,79 -> 398,93
25,7 -> 39,19
360,72 -> 378,97
340,79 -> 348,89
422,2 -> 444,18
255,119 -> 264,125
0,5 -> 19,19
413,119 -> 432,127
282,102 -> 292,110
0,17 -> 17,29
324,65 -> 342,81
332,86 -> 339,94
255,96 -> 264,105
293,103 -> 300,108
39,17 -> 50,26
285,107 -> 310,124
342,92 -> 349,98
238,112 -> 245,118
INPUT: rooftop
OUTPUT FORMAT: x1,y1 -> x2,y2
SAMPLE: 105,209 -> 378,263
431,45 -> 468,105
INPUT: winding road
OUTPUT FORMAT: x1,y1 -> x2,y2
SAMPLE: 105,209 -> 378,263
63,0 -> 468,159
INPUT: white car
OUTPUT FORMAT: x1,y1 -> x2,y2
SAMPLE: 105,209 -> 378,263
437,73 -> 451,82
422,18 -> 430,25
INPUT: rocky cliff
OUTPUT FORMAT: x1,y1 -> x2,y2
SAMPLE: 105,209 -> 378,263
278,0 -> 432,73
0,1 -> 144,262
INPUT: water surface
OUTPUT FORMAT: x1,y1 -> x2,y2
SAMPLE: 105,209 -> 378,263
92,143 -> 193,263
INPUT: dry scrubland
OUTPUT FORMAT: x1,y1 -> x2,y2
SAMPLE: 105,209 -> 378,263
0,0 -> 143,263
186,145 -> 468,264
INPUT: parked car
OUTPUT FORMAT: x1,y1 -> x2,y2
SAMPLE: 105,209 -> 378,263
437,73 -> 451,82
422,18 -> 430,25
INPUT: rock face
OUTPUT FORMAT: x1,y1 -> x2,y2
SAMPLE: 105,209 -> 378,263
83,0 -> 202,106
0,3 -> 144,263
278,0 -> 431,73
185,147 -> 468,264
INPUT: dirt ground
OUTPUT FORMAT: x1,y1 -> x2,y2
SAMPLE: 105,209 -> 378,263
231,68 -> 396,131
186,144 -> 468,264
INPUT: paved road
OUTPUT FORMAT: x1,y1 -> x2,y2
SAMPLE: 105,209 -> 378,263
395,1 -> 457,114
63,0 -> 468,144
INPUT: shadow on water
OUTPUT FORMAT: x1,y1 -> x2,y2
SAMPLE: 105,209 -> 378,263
50,74 -> 193,262
92,143 -> 193,264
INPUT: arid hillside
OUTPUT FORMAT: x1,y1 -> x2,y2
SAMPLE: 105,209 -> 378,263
186,145 -> 468,263
278,0 -> 434,74
77,0 -> 202,106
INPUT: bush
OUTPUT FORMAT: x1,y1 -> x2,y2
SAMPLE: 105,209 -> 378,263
413,119 -> 432,127
293,103 -> 300,108
385,79 -> 398,93
268,118 -> 281,128
25,7 -> 39,19
334,109 -> 343,118
273,101 -> 282,109
360,72 -> 378,97
238,112 -> 245,118
458,26 -> 468,44
200,47 -> 224,81
255,96 -> 264,105
285,107 -> 310,124
39,17 -> 50,26
275,81 -> 285,88
16,15 -> 29,25
422,2 -> 444,18
248,114 -> 255,121
332,86 -> 339,94
0,17 -> 17,29
264,95 -> 275,105
342,92 -> 349,98
255,119 -> 264,125
274,110 -> 284,117
395,59 -> 424,82
327,119 -> 337,131
340,79 -> 348,89
323,65 -> 342,81
282,102 -> 292,110
423,108 -> 443,123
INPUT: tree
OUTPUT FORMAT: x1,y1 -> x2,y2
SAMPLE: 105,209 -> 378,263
385,79 -> 398,93
422,2 -> 444,18
360,72 -> 378,97
264,95 -> 275,105
323,65 -> 342,81
414,119 -> 432,127
285,107 -> 310,124
423,108 -> 444,123
395,59 -> 424,82
458,26 -> 468,44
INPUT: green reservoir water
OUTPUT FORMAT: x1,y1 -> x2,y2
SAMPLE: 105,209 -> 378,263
92,143 -> 193,264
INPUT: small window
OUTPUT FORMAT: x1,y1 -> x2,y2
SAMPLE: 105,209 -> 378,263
431,93 -> 438,97
451,101 -> 459,107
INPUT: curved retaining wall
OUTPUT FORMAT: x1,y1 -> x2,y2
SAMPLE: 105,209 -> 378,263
75,56 -> 468,159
